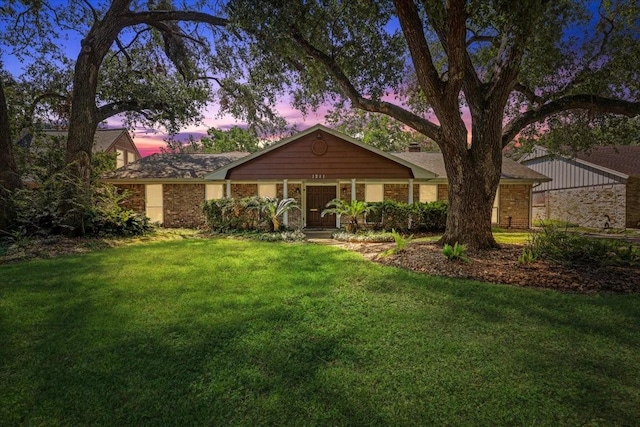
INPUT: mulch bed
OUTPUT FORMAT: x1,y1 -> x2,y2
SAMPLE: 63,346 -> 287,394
341,241 -> 640,294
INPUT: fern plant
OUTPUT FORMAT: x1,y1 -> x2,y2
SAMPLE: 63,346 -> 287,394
442,242 -> 469,262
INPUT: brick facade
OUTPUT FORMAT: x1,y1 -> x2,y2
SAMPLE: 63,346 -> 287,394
498,184 -> 530,229
626,177 -> 640,228
536,184 -> 627,228
163,184 -> 206,228
438,183 -> 531,229
437,184 -> 449,202
115,184 -> 145,214
231,183 -> 258,199
383,184 -> 409,202
339,183 -> 366,201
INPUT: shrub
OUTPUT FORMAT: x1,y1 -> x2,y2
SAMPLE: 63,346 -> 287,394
414,201 -> 448,232
332,230 -> 396,242
11,176 -> 152,238
525,225 -> 639,267
368,200 -> 447,232
202,197 -> 261,231
442,242 -> 469,262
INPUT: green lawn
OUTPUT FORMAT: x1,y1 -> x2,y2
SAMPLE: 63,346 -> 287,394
1,238 -> 639,426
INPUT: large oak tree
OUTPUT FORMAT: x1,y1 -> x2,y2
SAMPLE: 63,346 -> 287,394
228,0 -> 640,248
1,0 -> 285,233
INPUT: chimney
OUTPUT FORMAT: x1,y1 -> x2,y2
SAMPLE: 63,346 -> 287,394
408,142 -> 421,152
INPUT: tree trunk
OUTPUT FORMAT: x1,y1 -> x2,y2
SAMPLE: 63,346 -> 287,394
0,77 -> 22,231
63,2 -> 129,234
438,111 -> 503,250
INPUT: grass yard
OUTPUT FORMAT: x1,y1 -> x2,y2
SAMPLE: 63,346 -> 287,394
1,238 -> 639,425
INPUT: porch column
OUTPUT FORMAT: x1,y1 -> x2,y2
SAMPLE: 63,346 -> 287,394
226,180 -> 231,198
283,179 -> 288,227
408,179 -> 414,229
351,179 -> 356,201
408,179 -> 414,204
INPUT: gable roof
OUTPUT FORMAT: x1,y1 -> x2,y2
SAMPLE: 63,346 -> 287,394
520,145 -> 640,179
392,151 -> 551,182
574,146 -> 640,177
102,152 -> 249,180
20,128 -> 141,157
205,124 -> 438,180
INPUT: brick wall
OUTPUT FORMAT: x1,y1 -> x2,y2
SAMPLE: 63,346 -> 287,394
115,184 -> 145,214
231,183 -> 258,199
546,184 -> 626,228
274,183 -> 303,229
437,184 -> 448,201
626,177 -> 640,228
384,184 -> 409,202
498,184 -> 531,229
163,184 -> 206,228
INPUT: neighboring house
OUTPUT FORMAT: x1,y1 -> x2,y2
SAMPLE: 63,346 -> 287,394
103,124 -> 549,229
520,145 -> 640,229
19,128 -> 141,167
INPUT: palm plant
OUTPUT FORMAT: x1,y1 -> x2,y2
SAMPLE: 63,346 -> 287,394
250,197 -> 299,232
321,199 -> 375,233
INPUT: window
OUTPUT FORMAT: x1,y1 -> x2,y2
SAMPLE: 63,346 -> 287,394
365,184 -> 383,202
145,184 -> 163,223
205,184 -> 224,200
127,151 -> 136,164
419,184 -> 437,202
116,149 -> 125,168
258,184 -> 277,198
492,187 -> 499,224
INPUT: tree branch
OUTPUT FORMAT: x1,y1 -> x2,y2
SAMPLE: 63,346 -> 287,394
120,10 -> 227,28
501,95 -> 640,146
393,0 -> 444,112
289,24 -> 441,141
96,100 -> 165,122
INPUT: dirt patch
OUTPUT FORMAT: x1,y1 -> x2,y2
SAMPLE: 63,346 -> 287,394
335,241 -> 640,294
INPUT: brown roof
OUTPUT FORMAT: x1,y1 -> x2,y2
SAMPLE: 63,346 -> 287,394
573,146 -> 640,177
43,128 -> 131,152
103,152 -> 250,180
391,151 -> 550,182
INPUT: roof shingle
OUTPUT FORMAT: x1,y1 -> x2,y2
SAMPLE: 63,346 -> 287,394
573,146 -> 640,177
102,152 -> 250,179
391,151 -> 550,181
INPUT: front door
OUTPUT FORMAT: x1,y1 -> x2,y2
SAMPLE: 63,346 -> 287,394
306,185 -> 336,227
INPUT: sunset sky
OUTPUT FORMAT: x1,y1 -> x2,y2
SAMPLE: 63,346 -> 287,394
107,101 -> 334,157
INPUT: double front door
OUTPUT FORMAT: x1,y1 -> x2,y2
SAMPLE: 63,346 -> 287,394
306,185 -> 336,227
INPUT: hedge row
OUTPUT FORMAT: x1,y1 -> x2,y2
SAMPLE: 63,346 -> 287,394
367,200 -> 447,232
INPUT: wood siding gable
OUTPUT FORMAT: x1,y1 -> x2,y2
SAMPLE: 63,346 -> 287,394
206,125 -> 437,181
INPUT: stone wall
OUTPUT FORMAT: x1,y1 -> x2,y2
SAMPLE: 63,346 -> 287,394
498,184 -> 530,229
626,177 -> 640,228
546,184 -> 626,228
163,184 -> 206,228
115,184 -> 145,214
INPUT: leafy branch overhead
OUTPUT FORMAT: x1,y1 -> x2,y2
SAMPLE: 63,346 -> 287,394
227,0 -> 640,248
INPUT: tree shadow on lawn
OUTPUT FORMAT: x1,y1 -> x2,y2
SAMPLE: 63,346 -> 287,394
2,241 -> 639,425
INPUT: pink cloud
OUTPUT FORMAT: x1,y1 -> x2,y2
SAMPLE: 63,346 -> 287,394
116,94 -> 473,157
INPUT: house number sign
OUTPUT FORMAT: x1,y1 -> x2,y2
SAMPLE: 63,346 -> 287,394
311,174 -> 326,179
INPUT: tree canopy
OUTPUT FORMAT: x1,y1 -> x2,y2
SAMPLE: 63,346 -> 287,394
227,0 -> 640,247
